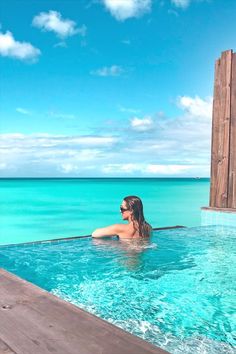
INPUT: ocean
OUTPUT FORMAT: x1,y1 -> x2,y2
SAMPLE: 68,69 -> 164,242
0,178 -> 210,245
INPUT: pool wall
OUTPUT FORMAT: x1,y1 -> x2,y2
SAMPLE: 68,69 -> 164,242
201,207 -> 236,227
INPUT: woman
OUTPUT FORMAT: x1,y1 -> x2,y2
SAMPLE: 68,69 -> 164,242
92,196 -> 152,239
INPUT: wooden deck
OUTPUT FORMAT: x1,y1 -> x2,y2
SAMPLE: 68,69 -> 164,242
0,269 -> 168,354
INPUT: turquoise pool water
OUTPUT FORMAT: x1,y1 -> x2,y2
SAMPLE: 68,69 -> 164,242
0,226 -> 235,354
0,178 -> 210,244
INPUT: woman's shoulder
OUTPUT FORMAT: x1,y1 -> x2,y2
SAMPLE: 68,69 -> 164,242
114,223 -> 130,232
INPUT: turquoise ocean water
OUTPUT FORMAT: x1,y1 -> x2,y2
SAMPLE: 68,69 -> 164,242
0,178 -> 210,245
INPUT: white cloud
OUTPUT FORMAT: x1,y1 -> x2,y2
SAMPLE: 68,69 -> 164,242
0,134 -> 118,148
0,163 -> 7,170
0,31 -> 41,61
102,0 -> 151,20
121,95 -> 212,176
121,39 -> 131,45
76,24 -> 87,37
0,133 -> 118,176
103,163 -> 138,174
130,116 -> 153,131
171,0 -> 190,8
49,111 -> 76,119
59,163 -> 79,174
102,163 -> 197,175
16,107 -> 31,115
59,160 -> 102,174
91,65 -> 123,77
119,105 -> 140,114
145,164 -> 190,174
177,95 -> 212,119
35,148 -> 101,159
54,41 -> 67,48
68,136 -> 118,146
32,10 -> 84,39
0,95 -> 212,177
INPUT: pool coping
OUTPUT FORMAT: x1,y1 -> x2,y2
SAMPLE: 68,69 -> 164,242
201,206 -> 236,213
0,268 -> 169,354
1,225 -> 186,247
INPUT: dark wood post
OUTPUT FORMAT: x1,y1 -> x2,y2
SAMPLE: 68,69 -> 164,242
210,50 -> 236,209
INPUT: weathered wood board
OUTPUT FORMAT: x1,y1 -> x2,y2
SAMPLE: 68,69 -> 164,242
210,49 -> 236,209
228,52 -> 236,208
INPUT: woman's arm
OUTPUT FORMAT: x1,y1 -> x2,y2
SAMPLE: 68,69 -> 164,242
92,224 -> 124,238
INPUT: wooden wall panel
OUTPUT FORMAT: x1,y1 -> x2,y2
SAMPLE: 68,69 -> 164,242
210,58 -> 221,207
228,53 -> 236,208
210,50 -> 233,208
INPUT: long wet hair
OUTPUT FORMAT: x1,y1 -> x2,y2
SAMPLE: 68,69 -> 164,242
123,196 -> 152,238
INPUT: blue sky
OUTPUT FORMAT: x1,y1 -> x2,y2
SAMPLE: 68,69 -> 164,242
0,0 -> 236,177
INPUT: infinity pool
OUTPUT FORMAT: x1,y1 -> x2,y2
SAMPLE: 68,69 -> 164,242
0,226 -> 235,354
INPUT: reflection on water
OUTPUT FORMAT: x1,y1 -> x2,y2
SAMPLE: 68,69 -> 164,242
92,237 -> 157,270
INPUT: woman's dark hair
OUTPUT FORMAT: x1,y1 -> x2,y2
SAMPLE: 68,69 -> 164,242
123,196 -> 152,238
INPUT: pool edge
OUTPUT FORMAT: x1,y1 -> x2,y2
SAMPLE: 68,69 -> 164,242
1,225 -> 186,247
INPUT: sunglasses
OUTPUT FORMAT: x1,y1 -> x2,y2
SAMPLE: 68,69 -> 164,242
120,206 -> 129,213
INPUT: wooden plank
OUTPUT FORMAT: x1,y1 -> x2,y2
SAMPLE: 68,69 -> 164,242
0,269 -> 168,354
228,52 -> 236,208
216,50 -> 232,207
0,338 -> 16,354
210,50 -> 232,208
210,57 -> 221,206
